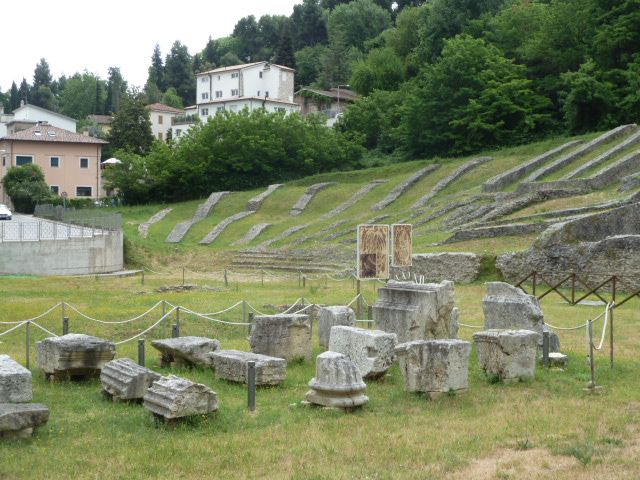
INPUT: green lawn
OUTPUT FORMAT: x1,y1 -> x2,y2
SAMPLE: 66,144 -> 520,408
1,274 -> 639,479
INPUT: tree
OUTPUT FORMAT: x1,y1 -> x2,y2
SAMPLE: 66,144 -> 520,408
290,0 -> 328,51
220,51 -> 243,67
161,87 -> 184,109
317,35 -> 362,88
327,0 -> 392,51
18,78 -> 30,105
233,15 -> 261,60
106,67 -> 127,114
274,23 -> 296,68
144,80 -> 162,104
148,44 -> 166,91
165,41 -> 195,106
593,0 -> 640,70
9,82 -> 19,110
295,45 -> 326,87
1,164 -> 52,213
203,36 -> 220,67
258,15 -> 290,59
60,72 -> 104,120
108,92 -> 155,155
31,58 -> 55,109
350,47 -> 404,95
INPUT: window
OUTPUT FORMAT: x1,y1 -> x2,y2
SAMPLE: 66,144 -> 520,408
201,108 -> 209,116
257,90 -> 260,96
158,132 -> 163,141
217,75 -> 220,80
2,157 -> 5,167
200,76 -> 208,83
231,72 -> 239,78
80,158 -> 89,169
16,155 -> 33,166
158,115 -> 163,125
276,107 -> 286,113
231,89 -> 239,96
50,157 -> 60,168
76,186 -> 92,197
217,106 -> 225,112
265,91 -> 269,98
259,71 -> 263,78
201,92 -> 209,100
50,185 -> 59,195
215,91 -> 222,98
176,129 -> 182,137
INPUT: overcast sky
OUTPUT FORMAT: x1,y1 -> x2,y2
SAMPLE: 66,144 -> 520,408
1,0 -> 300,91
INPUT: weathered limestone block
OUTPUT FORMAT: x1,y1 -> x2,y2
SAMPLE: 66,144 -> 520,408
328,326 -> 397,379
391,253 -> 481,284
249,314 -> 312,361
0,403 -> 49,439
373,280 -> 459,344
548,352 -> 568,368
395,340 -> 471,398
143,375 -> 218,421
151,336 -> 221,367
474,329 -> 539,382
318,306 -> 355,348
543,325 -> 561,353
209,350 -> 287,386
0,355 -> 32,403
483,282 -> 544,334
305,351 -> 368,409
36,334 -> 116,380
100,358 -> 161,401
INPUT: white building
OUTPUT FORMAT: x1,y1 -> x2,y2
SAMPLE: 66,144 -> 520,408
146,103 -> 185,141
0,103 -> 76,138
195,62 -> 299,121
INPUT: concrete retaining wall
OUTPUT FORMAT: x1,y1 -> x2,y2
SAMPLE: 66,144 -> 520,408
0,231 -> 123,276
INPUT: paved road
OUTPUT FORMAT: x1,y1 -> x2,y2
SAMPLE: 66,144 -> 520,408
0,214 -> 103,242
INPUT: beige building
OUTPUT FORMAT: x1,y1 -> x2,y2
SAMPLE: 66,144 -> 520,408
0,123 -> 107,202
146,103 -> 184,141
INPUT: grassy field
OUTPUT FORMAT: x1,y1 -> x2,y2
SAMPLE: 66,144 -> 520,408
1,273 -> 639,479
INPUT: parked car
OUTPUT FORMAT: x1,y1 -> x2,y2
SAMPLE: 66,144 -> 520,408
0,204 -> 12,220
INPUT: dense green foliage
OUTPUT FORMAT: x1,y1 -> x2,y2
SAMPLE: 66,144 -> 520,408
107,94 -> 154,155
103,109 -> 364,204
1,164 -> 52,213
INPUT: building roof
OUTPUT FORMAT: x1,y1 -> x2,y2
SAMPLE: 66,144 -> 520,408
295,87 -> 359,102
145,103 -> 185,114
1,124 -> 108,144
87,114 -> 114,125
197,61 -> 295,76
12,103 -> 77,123
198,97 -> 299,107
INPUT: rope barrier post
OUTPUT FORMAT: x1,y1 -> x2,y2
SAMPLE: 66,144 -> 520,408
182,267 -> 185,287
261,270 -> 264,288
303,275 -> 306,289
588,319 -> 596,389
611,277 -> 616,368
542,330 -> 549,368
63,316 -> 69,335
141,270 -> 145,285
61,301 -> 66,325
138,339 -> 146,367
224,269 -> 228,287
248,312 -> 254,336
243,301 -> 248,325
247,361 -> 256,412
298,271 -> 301,288
172,324 -> 179,338
25,321 -> 31,369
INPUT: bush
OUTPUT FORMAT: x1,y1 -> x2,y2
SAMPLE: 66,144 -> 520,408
1,164 -> 53,213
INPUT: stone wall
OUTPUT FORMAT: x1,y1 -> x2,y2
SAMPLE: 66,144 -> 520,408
390,253 -> 480,283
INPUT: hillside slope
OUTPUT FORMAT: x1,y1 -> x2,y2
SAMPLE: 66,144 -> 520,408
117,126 -> 640,272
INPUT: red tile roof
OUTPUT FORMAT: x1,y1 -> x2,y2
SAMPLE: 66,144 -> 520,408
145,103 -> 184,114
1,124 -> 108,144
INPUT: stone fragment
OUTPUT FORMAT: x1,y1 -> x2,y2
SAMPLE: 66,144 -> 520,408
548,352 -> 568,368
483,282 -> 544,334
305,352 -> 368,409
36,334 -> 116,380
0,403 -> 49,439
473,329 -> 539,382
328,326 -> 397,379
151,336 -> 221,367
395,340 -> 471,398
209,350 -> 287,386
100,358 -> 161,401
543,325 -> 561,353
0,355 -> 32,403
143,375 -> 218,421
318,306 -> 355,348
373,280 -> 459,343
249,314 -> 312,361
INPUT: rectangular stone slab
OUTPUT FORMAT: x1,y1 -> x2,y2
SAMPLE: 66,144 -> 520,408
0,403 -> 49,436
249,314 -> 312,361
143,375 -> 218,420
36,334 -> 116,377
209,350 -> 287,386
151,336 -> 220,367
0,355 -> 32,403
473,329 -> 539,381
328,326 -> 397,379
100,358 -> 162,401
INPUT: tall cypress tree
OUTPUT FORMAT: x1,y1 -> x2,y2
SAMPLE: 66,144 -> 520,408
10,82 -> 19,111
18,78 -> 30,105
148,44 -> 166,92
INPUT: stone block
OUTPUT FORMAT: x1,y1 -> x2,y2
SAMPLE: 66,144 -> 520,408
548,352 -> 568,368
474,329 -> 539,382
249,314 -> 312,362
151,336 -> 221,367
318,306 -> 355,348
305,352 -> 368,409
0,355 -> 32,403
543,325 -> 561,353
0,403 -> 49,439
36,334 -> 116,380
143,375 -> 218,421
483,282 -> 544,334
328,326 -> 396,379
209,350 -> 287,386
100,358 -> 161,401
373,280 -> 459,343
395,340 -> 471,398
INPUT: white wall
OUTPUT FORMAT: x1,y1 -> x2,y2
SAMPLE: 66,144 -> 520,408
13,105 -> 76,131
149,110 -> 179,141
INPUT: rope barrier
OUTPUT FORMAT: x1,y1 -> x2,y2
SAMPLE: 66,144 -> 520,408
30,322 -> 59,337
114,308 -> 176,345
458,323 -> 484,329
0,322 -> 28,337
0,302 -> 62,325
202,301 -> 244,316
592,302 -> 613,351
179,307 -> 251,326
64,301 -> 163,324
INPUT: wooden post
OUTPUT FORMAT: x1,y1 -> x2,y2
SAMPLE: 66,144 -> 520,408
63,317 -> 69,335
138,339 -> 146,367
25,321 -> 30,369
261,270 -> 264,288
224,269 -> 228,287
303,275 -> 306,289
247,361 -> 256,412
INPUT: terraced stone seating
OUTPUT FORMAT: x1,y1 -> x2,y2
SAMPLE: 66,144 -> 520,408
165,191 -> 228,243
